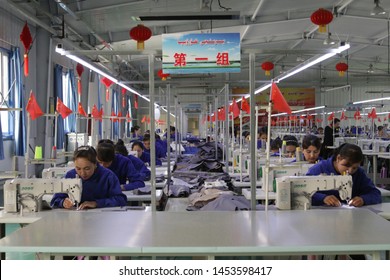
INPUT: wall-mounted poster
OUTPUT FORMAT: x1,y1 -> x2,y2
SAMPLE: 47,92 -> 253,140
162,33 -> 240,74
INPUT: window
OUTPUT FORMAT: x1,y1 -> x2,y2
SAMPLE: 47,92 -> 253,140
62,70 -> 76,133
0,50 -> 13,139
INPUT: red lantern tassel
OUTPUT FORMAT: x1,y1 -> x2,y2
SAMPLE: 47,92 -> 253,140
122,96 -> 125,108
105,89 -> 109,102
24,53 -> 29,77
77,79 -> 82,95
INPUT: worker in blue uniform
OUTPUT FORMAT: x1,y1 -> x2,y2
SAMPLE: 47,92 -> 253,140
132,140 -> 162,166
96,141 -> 145,191
51,145 -> 127,209
142,133 -> 166,159
114,139 -> 151,181
306,143 -> 381,207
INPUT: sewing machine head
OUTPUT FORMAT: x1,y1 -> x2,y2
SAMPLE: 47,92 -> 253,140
3,178 -> 82,213
41,167 -> 73,178
275,175 -> 352,210
261,163 -> 314,192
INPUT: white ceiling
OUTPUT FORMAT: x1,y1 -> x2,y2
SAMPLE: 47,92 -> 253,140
7,0 -> 390,94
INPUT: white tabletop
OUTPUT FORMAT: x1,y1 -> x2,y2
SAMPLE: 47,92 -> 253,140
377,187 -> 390,197
145,180 -> 167,189
0,209 -> 390,258
365,202 -> 390,220
241,188 -> 277,201
123,189 -> 163,202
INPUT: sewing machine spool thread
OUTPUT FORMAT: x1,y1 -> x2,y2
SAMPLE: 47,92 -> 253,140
34,146 -> 43,159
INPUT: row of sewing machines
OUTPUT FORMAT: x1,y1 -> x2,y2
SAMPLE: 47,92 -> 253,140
2,165 -> 352,213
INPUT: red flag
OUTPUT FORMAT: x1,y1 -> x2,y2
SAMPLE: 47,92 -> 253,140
218,107 -> 226,121
340,111 -> 347,120
146,117 -> 150,124
231,98 -> 240,118
56,98 -> 73,119
110,111 -> 117,122
354,110 -> 361,120
134,95 -> 138,109
378,117 -> 381,122
307,114 -> 314,120
126,112 -> 132,122
271,82 -> 292,114
327,112 -> 334,121
315,118 -> 323,123
117,111 -> 123,122
78,102 -> 87,117
141,116 -> 146,123
26,91 -> 44,120
211,114 -> 216,122
91,105 -> 103,121
368,108 -> 377,119
241,97 -> 250,114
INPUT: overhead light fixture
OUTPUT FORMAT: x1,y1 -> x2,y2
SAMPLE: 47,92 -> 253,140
54,45 -> 175,116
292,106 -> 326,114
229,43 -> 350,108
276,43 -> 350,82
367,63 -> 375,73
323,33 -> 336,45
296,55 -> 305,62
325,84 -> 351,92
138,11 -> 240,21
353,97 -> 390,104
371,0 -> 386,16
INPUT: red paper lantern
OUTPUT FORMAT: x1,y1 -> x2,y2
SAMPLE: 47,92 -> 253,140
335,62 -> 348,77
261,61 -> 274,76
129,24 -> 152,50
311,8 -> 333,33
20,22 -> 33,77
158,69 -> 170,81
101,77 -> 114,102
76,63 -> 84,95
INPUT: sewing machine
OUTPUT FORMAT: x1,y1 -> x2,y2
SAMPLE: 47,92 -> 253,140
275,175 -> 352,210
261,163 -> 314,192
373,140 -> 390,153
42,167 -> 73,178
358,139 -> 373,152
3,178 -> 82,213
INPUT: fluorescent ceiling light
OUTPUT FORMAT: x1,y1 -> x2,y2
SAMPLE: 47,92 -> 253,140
276,43 -> 350,83
292,106 -> 325,114
353,97 -> 390,104
325,85 -> 350,92
55,45 -> 175,117
377,111 -> 390,115
138,11 -> 240,21
371,0 -> 386,15
271,112 -> 287,117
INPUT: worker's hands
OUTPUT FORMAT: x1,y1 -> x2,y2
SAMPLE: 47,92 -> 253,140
323,195 -> 341,207
62,198 -> 74,209
77,201 -> 97,210
348,196 -> 364,207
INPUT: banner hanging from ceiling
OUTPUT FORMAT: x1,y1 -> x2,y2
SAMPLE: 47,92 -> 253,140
162,33 -> 240,74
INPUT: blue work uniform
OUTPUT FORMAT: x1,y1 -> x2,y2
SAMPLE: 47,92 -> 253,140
306,157 -> 381,206
108,154 -> 145,191
58,164 -> 127,208
128,154 -> 151,181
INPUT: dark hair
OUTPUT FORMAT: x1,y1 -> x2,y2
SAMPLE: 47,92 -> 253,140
302,134 -> 321,150
333,143 -> 363,164
333,118 -> 340,125
258,126 -> 267,136
271,138 -> 282,150
132,141 -> 145,150
143,134 -> 150,142
242,131 -> 250,138
98,139 -> 114,145
96,142 -> 116,162
131,125 -> 140,133
283,135 -> 299,147
114,139 -> 128,156
73,146 -> 97,164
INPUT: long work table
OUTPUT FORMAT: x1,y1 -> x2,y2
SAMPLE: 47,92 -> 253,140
1,208 -> 390,260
